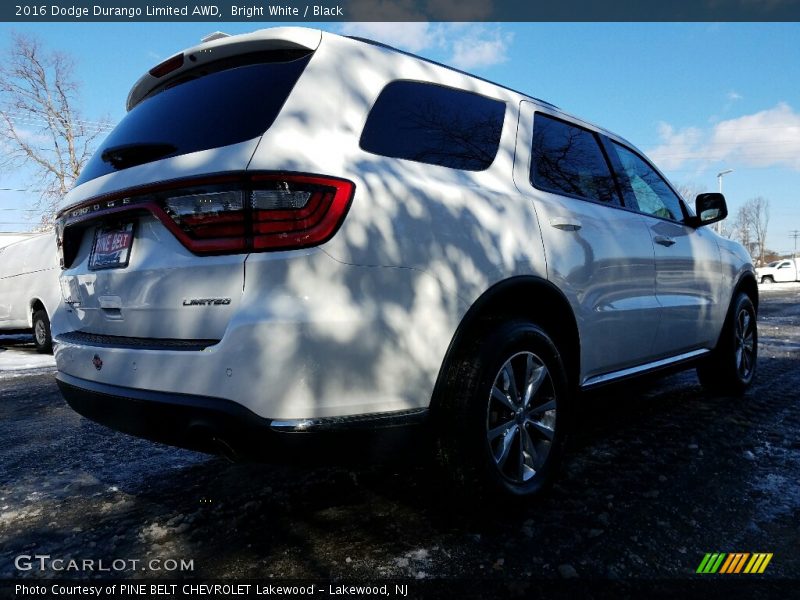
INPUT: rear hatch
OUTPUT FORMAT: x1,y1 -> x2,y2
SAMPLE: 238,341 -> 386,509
57,29 -> 320,341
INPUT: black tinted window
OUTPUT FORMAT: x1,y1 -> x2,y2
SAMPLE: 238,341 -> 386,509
360,81 -> 504,171
77,53 -> 312,185
530,114 -> 619,204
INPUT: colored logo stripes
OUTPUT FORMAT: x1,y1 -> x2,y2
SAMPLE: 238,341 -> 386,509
697,553 -> 773,574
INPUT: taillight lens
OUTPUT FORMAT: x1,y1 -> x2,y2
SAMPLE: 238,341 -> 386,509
250,174 -> 354,250
57,173 -> 355,263
164,190 -> 246,240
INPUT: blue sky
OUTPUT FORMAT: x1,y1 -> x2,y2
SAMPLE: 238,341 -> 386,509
1,22 -> 798,254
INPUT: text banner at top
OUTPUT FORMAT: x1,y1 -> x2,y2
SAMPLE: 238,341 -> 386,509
4,0 -> 800,22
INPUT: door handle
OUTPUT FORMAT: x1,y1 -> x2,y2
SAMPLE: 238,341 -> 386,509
654,235 -> 676,247
549,217 -> 582,231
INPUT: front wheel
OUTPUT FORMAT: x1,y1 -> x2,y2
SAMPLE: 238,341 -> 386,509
697,292 -> 757,395
32,309 -> 53,354
435,320 -> 570,501
760,275 -> 774,284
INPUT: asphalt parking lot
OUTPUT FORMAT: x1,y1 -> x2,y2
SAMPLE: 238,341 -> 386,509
1,284 -> 798,591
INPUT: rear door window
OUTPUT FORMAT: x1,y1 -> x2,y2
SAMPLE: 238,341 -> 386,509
77,51 -> 313,185
360,80 -> 505,171
530,114 -> 621,205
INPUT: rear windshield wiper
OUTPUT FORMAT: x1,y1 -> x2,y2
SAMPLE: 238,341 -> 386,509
101,142 -> 177,170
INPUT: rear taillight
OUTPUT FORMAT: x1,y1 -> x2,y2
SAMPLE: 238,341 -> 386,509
163,189 -> 247,248
57,173 -> 355,263
250,174 -> 354,250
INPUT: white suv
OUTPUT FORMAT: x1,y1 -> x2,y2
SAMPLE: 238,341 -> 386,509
54,27 -> 758,499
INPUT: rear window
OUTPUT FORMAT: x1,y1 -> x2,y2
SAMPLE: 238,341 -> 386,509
76,52 -> 312,185
360,80 -> 505,171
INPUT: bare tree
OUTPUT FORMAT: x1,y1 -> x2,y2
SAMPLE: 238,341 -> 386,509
733,203 -> 753,255
0,33 -> 111,227
716,217 -> 735,240
732,197 -> 771,265
674,182 -> 704,204
748,196 -> 770,266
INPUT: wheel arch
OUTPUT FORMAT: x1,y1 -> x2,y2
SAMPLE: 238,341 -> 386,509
709,271 -> 758,351
28,298 -> 48,328
430,276 -> 581,411
735,272 -> 759,313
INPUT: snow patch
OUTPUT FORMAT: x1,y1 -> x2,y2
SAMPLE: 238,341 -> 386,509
0,506 -> 42,524
749,444 -> 800,522
0,346 -> 56,378
140,522 -> 171,543
758,282 -> 800,292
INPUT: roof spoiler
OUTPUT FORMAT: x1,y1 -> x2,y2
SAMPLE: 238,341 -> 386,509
126,27 -> 322,111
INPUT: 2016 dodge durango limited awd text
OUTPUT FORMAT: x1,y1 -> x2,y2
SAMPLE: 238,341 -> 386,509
53,28 -> 758,499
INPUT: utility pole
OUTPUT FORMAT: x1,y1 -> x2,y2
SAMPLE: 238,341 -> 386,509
790,230 -> 800,260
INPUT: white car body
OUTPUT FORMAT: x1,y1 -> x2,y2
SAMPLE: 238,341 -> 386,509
0,232 -> 40,249
52,28 -> 757,492
756,258 -> 799,283
0,232 -> 60,350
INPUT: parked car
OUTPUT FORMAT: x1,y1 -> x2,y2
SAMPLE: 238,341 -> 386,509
53,27 -> 758,499
756,258 -> 799,283
0,232 -> 60,353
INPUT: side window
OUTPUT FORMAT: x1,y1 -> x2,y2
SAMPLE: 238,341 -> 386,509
359,80 -> 505,171
530,113 -> 620,205
612,143 -> 685,222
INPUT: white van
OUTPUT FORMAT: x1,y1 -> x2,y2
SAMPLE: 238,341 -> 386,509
54,28 -> 757,499
0,232 -> 60,353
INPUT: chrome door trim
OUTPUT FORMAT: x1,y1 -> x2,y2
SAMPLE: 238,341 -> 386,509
581,349 -> 710,388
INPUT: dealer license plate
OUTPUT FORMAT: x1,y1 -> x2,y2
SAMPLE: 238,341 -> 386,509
89,223 -> 135,270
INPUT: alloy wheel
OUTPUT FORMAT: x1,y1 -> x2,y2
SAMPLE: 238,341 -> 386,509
34,319 -> 47,346
486,351 -> 557,484
735,308 -> 756,381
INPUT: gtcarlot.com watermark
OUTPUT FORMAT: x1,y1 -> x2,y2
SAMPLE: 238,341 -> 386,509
14,554 -> 194,573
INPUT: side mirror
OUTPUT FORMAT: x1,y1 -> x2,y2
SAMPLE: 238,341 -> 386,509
690,192 -> 728,227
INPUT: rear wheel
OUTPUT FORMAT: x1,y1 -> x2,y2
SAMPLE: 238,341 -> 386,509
32,309 -> 52,354
435,320 -> 570,501
697,292 -> 757,395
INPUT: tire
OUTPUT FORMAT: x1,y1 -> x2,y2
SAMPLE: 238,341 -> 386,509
32,309 -> 53,354
697,292 -> 757,395
761,276 -> 774,284
435,320 -> 570,502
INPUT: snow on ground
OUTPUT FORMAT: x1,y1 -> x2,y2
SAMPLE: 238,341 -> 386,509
0,335 -> 56,378
758,281 -> 800,293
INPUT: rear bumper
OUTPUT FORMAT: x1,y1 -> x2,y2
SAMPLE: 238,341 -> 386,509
56,372 -> 429,462
53,249 -> 454,421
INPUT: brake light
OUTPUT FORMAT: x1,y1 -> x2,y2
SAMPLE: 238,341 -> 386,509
149,53 -> 184,78
250,174 -> 354,250
57,173 -> 355,262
